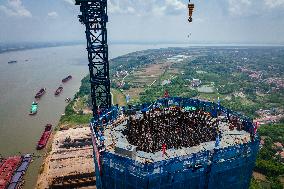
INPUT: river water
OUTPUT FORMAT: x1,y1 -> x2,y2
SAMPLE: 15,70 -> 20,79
0,43 -> 189,188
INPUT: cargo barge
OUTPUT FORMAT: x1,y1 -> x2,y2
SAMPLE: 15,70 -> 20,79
37,124 -> 52,150
35,88 -> 46,99
62,75 -> 72,83
54,86 -> 63,96
29,102 -> 38,115
0,154 -> 32,189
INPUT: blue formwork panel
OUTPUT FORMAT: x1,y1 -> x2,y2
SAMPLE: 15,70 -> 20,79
127,173 -> 139,186
96,143 -> 259,189
208,144 -> 259,189
97,141 -> 259,189
136,178 -> 148,189
148,174 -> 160,188
102,176 -> 114,189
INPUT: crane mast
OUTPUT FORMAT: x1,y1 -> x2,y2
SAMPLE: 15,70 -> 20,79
76,0 -> 111,119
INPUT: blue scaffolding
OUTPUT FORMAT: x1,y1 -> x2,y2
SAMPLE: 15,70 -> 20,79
89,97 -> 260,189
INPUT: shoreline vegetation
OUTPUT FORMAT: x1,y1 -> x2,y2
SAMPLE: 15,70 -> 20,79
57,76 -> 92,130
38,47 -> 284,189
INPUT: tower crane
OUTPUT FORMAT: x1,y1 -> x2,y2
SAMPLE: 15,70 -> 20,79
75,0 -> 195,119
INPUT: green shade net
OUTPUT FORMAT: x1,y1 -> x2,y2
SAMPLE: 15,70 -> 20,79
184,106 -> 196,111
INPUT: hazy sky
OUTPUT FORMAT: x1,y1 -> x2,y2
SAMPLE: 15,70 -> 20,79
0,0 -> 284,44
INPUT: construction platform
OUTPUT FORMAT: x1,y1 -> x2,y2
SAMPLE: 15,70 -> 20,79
90,97 -> 260,189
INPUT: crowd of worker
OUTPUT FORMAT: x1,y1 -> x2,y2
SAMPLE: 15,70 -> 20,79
125,107 -> 221,153
91,98 -> 253,154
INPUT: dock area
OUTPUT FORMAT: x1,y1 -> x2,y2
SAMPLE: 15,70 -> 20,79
36,127 -> 96,189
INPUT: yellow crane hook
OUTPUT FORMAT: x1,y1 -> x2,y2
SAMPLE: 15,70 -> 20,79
188,1 -> 195,23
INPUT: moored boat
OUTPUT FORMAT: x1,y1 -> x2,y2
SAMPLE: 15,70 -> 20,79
0,154 -> 32,189
62,75 -> 72,83
54,86 -> 63,96
0,156 -> 22,189
65,98 -> 71,103
37,124 -> 52,150
35,88 -> 46,99
8,60 -> 17,64
29,102 -> 38,115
